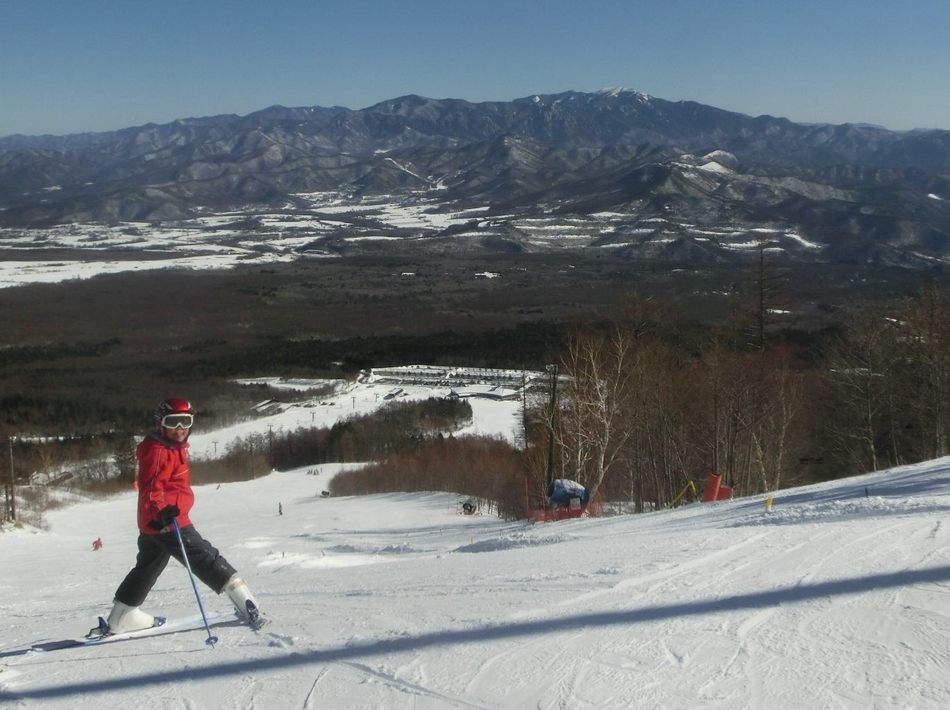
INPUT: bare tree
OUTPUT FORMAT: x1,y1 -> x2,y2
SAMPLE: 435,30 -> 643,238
690,337 -> 805,496
748,349 -> 803,491
747,240 -> 789,352
557,327 -> 638,503
695,341 -> 757,482
825,308 -> 904,472
624,341 -> 693,510
900,285 -> 950,459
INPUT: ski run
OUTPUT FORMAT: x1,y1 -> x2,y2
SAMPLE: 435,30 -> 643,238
2,385 -> 950,708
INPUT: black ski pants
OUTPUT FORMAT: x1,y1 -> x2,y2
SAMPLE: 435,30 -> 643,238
114,525 -> 237,607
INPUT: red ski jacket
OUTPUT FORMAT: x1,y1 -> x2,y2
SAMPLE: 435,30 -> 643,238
135,434 -> 194,534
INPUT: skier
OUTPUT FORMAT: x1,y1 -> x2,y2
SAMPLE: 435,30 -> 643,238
103,398 -> 264,634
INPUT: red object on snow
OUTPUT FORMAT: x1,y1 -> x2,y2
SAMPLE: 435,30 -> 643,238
92,537 -> 103,551
530,499 -> 603,522
700,472 -> 733,502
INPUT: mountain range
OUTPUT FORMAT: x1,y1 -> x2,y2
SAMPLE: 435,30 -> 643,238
2,89 -> 949,268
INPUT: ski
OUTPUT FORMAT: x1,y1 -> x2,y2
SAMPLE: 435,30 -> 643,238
1,624 -> 166,657
0,610 -> 239,658
32,615 -> 169,652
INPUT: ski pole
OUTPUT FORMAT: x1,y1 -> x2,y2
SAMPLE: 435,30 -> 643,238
172,518 -> 219,647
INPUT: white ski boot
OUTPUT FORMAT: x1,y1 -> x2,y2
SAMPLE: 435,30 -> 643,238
223,574 -> 266,629
105,600 -> 157,635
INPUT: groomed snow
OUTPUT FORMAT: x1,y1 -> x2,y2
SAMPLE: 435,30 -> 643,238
2,392 -> 950,708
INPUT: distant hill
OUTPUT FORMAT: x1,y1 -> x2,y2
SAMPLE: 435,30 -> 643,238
2,89 -> 949,268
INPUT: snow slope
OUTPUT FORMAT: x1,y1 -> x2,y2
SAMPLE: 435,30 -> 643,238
187,374 -> 525,460
2,440 -> 950,707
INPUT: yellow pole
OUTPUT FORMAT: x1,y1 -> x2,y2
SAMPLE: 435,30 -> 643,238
765,495 -> 774,512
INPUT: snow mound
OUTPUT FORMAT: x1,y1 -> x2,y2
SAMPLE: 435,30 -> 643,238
455,533 -> 566,553
731,495 -> 946,526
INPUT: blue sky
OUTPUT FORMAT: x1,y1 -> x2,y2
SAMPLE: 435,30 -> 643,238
2,0 -> 949,137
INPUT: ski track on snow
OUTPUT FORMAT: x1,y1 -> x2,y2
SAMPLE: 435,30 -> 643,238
3,457 -> 950,708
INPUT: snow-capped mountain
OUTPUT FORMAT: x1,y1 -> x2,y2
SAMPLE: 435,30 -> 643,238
1,90 -> 949,268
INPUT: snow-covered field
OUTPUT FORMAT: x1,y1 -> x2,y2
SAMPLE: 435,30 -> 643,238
2,387 -> 950,708
0,190 -> 820,289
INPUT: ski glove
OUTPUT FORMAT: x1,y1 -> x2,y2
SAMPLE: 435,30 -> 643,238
147,504 -> 181,531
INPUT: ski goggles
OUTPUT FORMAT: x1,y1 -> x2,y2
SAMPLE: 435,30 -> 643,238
160,413 -> 194,430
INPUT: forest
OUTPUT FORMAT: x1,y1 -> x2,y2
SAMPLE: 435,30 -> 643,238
3,253 -> 950,522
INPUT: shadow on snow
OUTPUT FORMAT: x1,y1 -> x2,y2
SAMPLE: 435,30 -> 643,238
6,564 -> 950,701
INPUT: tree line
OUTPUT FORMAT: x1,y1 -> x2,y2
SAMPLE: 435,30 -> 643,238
330,284 -> 950,519
6,283 -> 950,524
539,285 -> 950,510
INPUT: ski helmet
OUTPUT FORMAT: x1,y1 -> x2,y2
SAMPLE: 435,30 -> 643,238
155,397 -> 195,427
